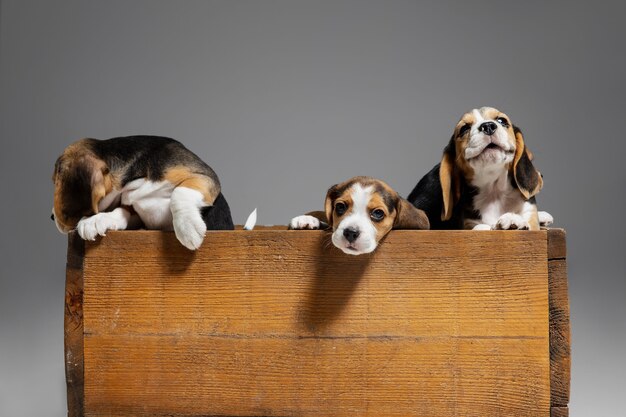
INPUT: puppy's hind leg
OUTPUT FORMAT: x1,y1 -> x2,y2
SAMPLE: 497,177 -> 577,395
170,175 -> 220,250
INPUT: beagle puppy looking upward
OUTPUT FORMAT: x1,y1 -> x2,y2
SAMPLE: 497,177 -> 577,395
290,176 -> 429,255
52,136 -> 236,250
408,107 -> 553,231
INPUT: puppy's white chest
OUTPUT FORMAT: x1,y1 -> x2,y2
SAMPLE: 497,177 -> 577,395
472,175 -> 523,227
120,179 -> 175,229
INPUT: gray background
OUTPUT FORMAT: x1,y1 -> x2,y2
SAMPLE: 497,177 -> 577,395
1,1 -> 624,416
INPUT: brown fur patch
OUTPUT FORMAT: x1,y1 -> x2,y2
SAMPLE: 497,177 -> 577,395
164,166 -> 220,205
394,198 -> 429,230
528,209 -> 540,231
53,139 -> 110,231
367,192 -> 396,243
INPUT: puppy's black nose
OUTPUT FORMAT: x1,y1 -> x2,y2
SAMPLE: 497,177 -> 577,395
343,227 -> 360,243
50,214 -> 55,221
479,121 -> 497,136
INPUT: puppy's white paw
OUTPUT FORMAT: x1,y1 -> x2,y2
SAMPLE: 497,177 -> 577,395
473,224 -> 493,231
538,211 -> 554,226
496,213 -> 529,230
76,212 -> 126,241
289,215 -> 321,230
173,210 -> 206,250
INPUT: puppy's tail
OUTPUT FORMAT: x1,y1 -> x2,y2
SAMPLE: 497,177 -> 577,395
243,208 -> 257,230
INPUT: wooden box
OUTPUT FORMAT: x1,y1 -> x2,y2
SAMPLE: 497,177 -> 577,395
64,228 -> 569,417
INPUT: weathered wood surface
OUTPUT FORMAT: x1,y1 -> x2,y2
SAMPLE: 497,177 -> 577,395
547,229 -> 566,260
64,229 -> 569,417
547,229 -> 570,417
65,233 -> 84,417
548,230 -> 570,417
550,406 -> 569,417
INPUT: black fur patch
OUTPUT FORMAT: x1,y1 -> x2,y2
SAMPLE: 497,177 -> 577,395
374,184 -> 397,213
515,150 -> 541,196
201,192 -> 234,230
87,136 -> 219,187
407,164 -> 478,230
62,163 -> 94,219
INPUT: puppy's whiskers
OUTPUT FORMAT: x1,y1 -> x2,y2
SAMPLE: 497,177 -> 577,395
321,233 -> 334,250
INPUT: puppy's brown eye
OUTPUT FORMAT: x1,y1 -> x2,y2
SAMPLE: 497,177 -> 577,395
335,202 -> 347,216
496,117 -> 509,127
370,209 -> 385,222
459,124 -> 471,136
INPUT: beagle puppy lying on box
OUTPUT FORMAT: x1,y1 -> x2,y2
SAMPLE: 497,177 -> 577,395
408,107 -> 553,231
290,176 -> 429,255
52,135 -> 237,250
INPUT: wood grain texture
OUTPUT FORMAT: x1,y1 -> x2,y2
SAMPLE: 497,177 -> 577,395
74,229 -> 552,417
549,259 -> 570,408
65,233 -> 85,417
551,406 -> 569,417
547,229 -> 566,260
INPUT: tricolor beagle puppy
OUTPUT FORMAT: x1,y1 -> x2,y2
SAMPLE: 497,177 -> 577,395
52,136 -> 236,250
408,107 -> 553,231
290,176 -> 429,255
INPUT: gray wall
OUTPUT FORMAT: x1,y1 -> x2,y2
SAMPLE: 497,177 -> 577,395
1,1 -> 624,416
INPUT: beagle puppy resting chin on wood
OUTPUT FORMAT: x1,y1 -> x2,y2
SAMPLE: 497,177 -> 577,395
52,136 -> 238,250
408,107 -> 553,231
290,176 -> 429,255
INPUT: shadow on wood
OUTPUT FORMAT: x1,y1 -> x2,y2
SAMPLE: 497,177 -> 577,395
299,233 -> 372,333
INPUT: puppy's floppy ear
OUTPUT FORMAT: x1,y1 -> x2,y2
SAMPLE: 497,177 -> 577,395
71,154 -> 109,215
512,126 -> 543,199
90,162 -> 109,214
394,198 -> 430,230
439,137 -> 460,221
324,184 -> 339,228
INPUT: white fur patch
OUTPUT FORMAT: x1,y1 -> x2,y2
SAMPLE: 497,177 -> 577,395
467,145 -> 538,230
170,187 -> 207,250
332,184 -> 377,255
289,215 -> 321,230
76,207 -> 133,240
538,211 -> 554,226
496,213 -> 529,230
121,179 -> 175,230
473,224 -> 492,231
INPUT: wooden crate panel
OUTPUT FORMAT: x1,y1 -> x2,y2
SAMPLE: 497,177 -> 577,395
84,336 -> 548,417
63,229 -> 568,417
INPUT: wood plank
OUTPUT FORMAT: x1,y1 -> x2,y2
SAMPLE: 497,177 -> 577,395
547,229 -> 566,260
83,230 -> 548,338
549,259 -> 570,407
80,230 -> 550,417
84,335 -> 549,417
65,233 -> 85,417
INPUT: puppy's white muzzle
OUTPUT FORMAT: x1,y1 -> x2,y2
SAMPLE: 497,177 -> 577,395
465,128 -> 514,165
332,217 -> 377,255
